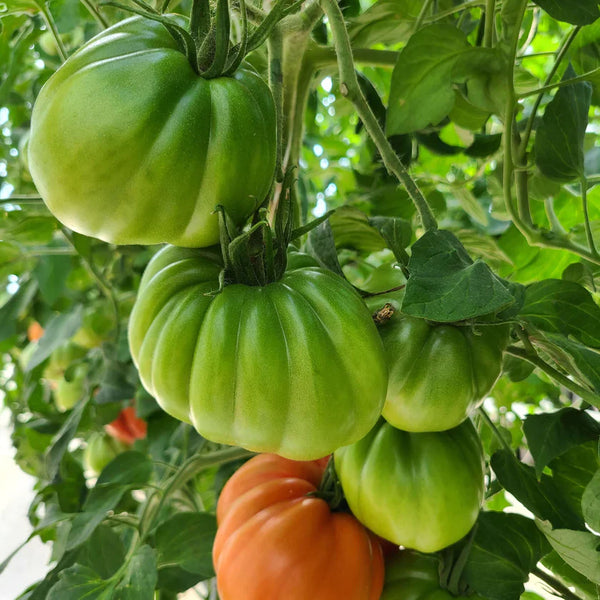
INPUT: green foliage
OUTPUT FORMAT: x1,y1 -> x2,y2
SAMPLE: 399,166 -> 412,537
3,0 -> 600,598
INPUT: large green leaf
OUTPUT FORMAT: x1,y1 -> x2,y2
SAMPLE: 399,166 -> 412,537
533,0 -> 600,25
535,65 -> 592,182
387,24 -> 470,135
402,230 -> 516,321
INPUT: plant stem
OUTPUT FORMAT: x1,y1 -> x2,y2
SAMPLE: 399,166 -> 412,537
414,0 -> 434,32
80,0 -> 110,28
39,3 -> 68,62
502,1 -> 530,229
140,446 -> 253,540
269,26 -> 285,182
519,64 -> 596,99
307,46 -> 399,68
543,198 -> 566,235
478,406 -> 512,453
581,176 -> 598,257
483,0 -> 495,48
506,346 -> 599,407
319,0 -> 437,231
532,566 -> 584,600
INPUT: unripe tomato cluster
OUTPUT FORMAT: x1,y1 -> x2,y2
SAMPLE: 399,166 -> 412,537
28,13 -> 508,599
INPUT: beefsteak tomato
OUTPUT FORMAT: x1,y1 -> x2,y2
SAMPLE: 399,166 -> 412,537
334,419 -> 485,553
380,316 -> 508,431
128,245 -> 387,459
213,453 -> 384,600
28,16 -> 276,247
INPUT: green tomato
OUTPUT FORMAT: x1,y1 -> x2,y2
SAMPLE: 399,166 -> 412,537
381,552 -> 482,600
72,305 -> 115,349
43,341 -> 87,380
84,432 -> 128,474
54,365 -> 88,411
380,316 -> 508,432
334,419 -> 485,553
128,245 -> 388,460
28,16 -> 277,247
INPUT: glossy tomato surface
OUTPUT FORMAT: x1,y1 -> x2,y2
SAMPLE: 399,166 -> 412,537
214,453 -> 384,600
128,245 -> 388,459
334,419 -> 485,553
380,551 -> 483,600
28,16 -> 276,247
380,316 -> 508,431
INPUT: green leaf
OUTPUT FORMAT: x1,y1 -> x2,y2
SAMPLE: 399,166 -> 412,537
461,512 -> 551,600
490,449 -> 586,530
33,252 -> 72,305
523,408 -> 600,477
67,452 -> 153,550
532,0 -> 600,25
537,519 -> 600,584
402,230 -> 516,321
26,306 -> 83,371
535,332 -> 600,394
115,545 -> 157,600
0,280 -> 37,342
387,24 -> 470,135
368,215 -> 412,262
44,396 -> 90,481
542,550 -> 600,600
347,0 -> 421,47
328,207 -> 387,253
47,564 -> 116,600
155,512 -> 216,577
79,525 -> 126,580
94,360 -> 137,405
464,133 -> 503,158
305,221 -> 345,277
535,65 -> 592,182
583,469 -> 600,532
550,442 -> 600,524
520,279 -> 600,348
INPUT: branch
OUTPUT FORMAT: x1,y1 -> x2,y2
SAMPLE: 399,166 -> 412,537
319,0 -> 437,231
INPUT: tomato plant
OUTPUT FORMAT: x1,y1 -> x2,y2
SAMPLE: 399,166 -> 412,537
334,419 -> 485,553
213,453 -> 384,600
3,0 -> 600,598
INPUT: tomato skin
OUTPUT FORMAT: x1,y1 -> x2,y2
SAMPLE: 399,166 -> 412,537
381,552 -> 480,600
128,245 -> 387,460
105,407 -> 147,445
214,454 -> 384,600
380,316 -> 508,431
84,432 -> 128,474
28,16 -> 276,248
334,419 -> 485,553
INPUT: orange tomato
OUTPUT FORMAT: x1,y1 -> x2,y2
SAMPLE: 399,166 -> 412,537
27,321 -> 44,342
105,406 -> 147,445
214,454 -> 384,600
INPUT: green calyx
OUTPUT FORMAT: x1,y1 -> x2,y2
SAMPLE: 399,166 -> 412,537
103,0 -> 302,78
216,169 -> 333,287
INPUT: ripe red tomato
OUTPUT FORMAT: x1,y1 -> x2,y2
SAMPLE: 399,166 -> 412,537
214,454 -> 384,600
105,406 -> 147,445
